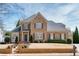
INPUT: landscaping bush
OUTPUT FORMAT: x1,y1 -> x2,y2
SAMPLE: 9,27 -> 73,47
22,45 -> 27,48
47,39 -> 67,43
0,42 -> 5,44
4,37 -> 11,43
67,39 -> 72,44
34,40 -> 38,43
40,41 -> 43,43
7,46 -> 10,49
29,35 -> 33,43
15,36 -> 18,44
24,45 -> 27,48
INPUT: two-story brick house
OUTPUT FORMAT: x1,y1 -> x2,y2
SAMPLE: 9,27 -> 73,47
11,12 -> 72,43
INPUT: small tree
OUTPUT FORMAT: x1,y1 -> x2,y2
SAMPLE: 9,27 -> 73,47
15,36 -> 18,44
67,39 -> 72,44
5,32 -> 11,36
4,37 -> 11,43
73,27 -> 79,43
29,35 -> 33,43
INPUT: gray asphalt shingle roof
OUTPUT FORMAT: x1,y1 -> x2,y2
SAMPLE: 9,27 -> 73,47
47,21 -> 67,32
12,26 -> 21,32
12,12 -> 68,32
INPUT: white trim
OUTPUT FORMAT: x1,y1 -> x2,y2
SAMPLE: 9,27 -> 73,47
61,33 -> 64,40
27,33 -> 29,42
50,33 -> 53,40
22,32 -> 29,42
22,32 -> 23,41
35,32 -> 43,40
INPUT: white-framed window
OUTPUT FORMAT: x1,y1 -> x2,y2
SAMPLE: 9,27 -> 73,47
35,32 -> 43,40
23,24 -> 28,30
35,23 -> 42,29
55,34 -> 60,39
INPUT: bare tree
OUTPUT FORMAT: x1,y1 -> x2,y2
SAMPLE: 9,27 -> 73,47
0,19 -> 4,30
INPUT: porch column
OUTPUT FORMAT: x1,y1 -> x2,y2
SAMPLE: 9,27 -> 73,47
50,33 -> 53,40
61,33 -> 64,40
27,32 -> 29,42
21,25 -> 24,42
21,32 -> 24,42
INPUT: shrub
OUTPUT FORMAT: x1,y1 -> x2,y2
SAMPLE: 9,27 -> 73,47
22,46 -> 24,48
67,39 -> 72,44
4,37 -> 11,43
7,46 -> 10,49
47,39 -> 66,43
22,45 -> 27,48
0,42 -> 5,44
15,36 -> 18,44
29,35 -> 33,43
24,45 -> 27,48
40,41 -> 43,43
34,40 -> 38,43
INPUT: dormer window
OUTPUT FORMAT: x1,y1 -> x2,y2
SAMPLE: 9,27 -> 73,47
35,23 -> 43,29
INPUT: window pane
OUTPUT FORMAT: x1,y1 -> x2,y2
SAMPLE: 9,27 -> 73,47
35,32 -> 43,40
23,24 -> 28,30
35,23 -> 42,29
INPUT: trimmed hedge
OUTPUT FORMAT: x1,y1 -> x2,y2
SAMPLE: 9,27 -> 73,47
34,40 -> 38,43
0,42 -> 5,44
67,39 -> 72,44
4,37 -> 11,43
47,39 -> 67,43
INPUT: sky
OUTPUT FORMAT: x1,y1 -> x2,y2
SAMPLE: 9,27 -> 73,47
0,3 -> 79,31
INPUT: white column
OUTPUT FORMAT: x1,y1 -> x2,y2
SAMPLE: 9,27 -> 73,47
21,32 -> 24,42
27,32 -> 29,42
21,25 -> 24,42
50,33 -> 53,40
61,33 -> 64,40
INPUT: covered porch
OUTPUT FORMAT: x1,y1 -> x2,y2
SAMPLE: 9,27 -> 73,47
20,31 -> 29,43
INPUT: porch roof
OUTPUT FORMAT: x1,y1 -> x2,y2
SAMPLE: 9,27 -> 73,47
47,21 -> 68,32
12,26 -> 21,32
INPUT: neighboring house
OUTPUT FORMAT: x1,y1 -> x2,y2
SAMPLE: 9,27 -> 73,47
11,12 -> 72,43
0,28 -> 4,42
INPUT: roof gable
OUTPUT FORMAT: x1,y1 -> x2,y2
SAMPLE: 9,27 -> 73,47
23,12 -> 47,22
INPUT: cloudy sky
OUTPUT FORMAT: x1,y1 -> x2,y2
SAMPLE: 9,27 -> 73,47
0,3 -> 79,31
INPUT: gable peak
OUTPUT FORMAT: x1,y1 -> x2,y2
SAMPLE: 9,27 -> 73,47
36,12 -> 42,16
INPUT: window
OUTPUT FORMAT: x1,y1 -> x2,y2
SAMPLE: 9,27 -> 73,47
35,32 -> 43,40
55,34 -> 60,39
23,24 -> 28,30
35,23 -> 42,29
53,34 -> 55,39
60,34 -> 61,39
64,34 -> 66,39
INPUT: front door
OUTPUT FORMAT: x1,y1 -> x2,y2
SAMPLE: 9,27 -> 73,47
24,34 -> 27,42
